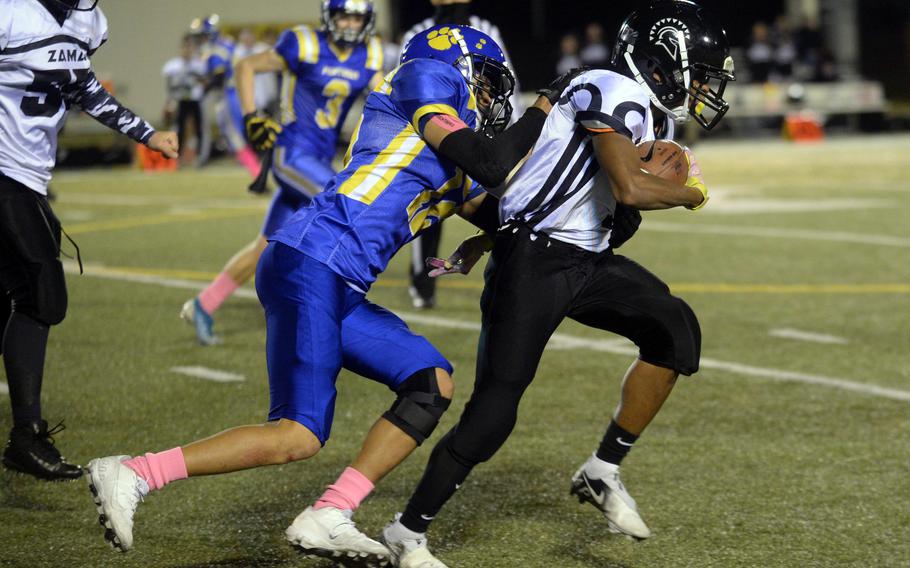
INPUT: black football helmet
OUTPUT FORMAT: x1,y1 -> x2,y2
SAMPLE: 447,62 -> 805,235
611,0 -> 735,130
47,0 -> 99,11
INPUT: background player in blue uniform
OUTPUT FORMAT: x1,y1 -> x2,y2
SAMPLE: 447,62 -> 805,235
182,0 -> 384,345
191,14 -> 261,176
87,23 -> 577,563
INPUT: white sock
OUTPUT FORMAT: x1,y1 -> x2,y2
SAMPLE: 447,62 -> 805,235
584,452 -> 620,478
386,515 -> 426,542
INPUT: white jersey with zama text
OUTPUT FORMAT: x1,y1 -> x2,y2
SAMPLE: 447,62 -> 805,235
0,0 -> 108,194
500,69 -> 669,253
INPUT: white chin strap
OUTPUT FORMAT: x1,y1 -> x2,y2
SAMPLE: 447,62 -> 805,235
624,28 -> 691,123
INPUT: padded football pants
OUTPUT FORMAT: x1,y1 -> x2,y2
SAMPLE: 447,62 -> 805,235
0,175 -> 68,426
401,223 -> 701,532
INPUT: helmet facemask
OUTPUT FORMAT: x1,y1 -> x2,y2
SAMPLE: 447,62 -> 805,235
464,54 -> 515,137
447,28 -> 514,137
687,57 -> 734,129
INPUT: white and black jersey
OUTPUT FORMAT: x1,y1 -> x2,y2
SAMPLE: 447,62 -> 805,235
401,15 -> 524,120
500,69 -> 671,253
0,0 -> 154,194
162,56 -> 206,103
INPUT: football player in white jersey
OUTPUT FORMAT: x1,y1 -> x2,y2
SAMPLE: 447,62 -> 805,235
0,0 -> 177,480
381,2 -> 735,565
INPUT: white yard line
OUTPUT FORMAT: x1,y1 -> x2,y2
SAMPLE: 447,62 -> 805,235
171,366 -> 245,383
769,328 -> 849,345
65,263 -> 910,403
702,198 -> 893,215
644,221 -> 910,248
0,382 -> 8,396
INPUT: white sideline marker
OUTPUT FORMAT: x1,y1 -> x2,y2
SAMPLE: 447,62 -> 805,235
171,366 -> 245,383
67,263 -> 910,403
769,328 -> 848,345
0,382 -> 8,396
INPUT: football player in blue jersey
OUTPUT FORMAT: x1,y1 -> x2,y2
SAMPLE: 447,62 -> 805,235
86,23 -> 581,562
181,0 -> 384,346
190,14 -> 261,175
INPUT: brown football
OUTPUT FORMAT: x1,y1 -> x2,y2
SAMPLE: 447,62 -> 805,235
637,139 -> 688,185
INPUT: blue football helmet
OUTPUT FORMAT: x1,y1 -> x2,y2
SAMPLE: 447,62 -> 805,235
322,0 -> 376,46
189,14 -> 221,42
401,24 -> 515,136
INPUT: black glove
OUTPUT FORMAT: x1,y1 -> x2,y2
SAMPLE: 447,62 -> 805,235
244,112 -> 282,152
608,204 -> 642,250
537,66 -> 590,105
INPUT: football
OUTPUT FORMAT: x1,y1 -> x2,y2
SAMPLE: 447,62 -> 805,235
637,140 -> 689,184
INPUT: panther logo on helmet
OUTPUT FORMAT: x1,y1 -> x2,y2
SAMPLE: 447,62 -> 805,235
650,18 -> 690,60
426,27 -> 462,51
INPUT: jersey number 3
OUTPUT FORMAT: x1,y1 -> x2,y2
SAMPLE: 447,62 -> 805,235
21,69 -> 87,118
315,79 -> 351,129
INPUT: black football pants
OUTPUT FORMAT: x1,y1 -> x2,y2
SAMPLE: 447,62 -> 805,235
401,223 -> 701,532
0,175 -> 68,427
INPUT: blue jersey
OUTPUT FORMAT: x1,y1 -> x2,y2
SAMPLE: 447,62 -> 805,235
205,37 -> 236,85
274,26 -> 383,160
272,58 -> 484,292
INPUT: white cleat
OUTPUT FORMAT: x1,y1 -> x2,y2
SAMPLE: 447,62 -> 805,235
381,515 -> 448,568
86,455 -> 149,552
570,459 -> 652,540
285,506 -> 390,567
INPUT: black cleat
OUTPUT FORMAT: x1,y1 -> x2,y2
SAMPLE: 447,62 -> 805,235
3,420 -> 83,481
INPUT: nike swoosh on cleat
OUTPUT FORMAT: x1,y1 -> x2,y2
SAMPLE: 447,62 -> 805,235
420,514 -> 435,521
616,437 -> 634,447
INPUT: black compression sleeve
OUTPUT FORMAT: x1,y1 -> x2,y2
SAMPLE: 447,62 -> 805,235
466,194 -> 501,233
63,70 -> 155,144
436,107 -> 547,193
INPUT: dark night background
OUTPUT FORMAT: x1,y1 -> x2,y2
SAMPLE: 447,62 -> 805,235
389,0 -> 910,98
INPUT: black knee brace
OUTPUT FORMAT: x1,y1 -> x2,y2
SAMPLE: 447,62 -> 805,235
383,368 -> 451,445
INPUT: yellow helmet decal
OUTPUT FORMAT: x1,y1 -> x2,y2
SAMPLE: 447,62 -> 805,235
427,27 -> 460,51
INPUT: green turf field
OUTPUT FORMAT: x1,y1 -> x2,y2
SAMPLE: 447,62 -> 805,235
1,135 -> 909,568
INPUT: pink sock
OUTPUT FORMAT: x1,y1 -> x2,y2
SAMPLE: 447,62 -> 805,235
236,146 -> 261,177
198,272 -> 240,315
313,467 -> 375,512
124,447 -> 188,492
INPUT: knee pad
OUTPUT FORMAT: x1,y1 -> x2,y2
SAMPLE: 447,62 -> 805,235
638,297 -> 701,376
10,260 -> 67,326
383,368 -> 451,445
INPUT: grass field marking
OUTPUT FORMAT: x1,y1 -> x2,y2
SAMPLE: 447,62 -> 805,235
703,197 -> 894,215
769,328 -> 849,345
171,366 -> 245,383
0,382 -> 8,396
65,208 -> 264,235
66,263 -> 910,403
669,283 -> 910,294
644,221 -> 910,248
59,192 -> 271,210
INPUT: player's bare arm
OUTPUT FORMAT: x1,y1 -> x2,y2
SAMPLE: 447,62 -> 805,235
594,131 -> 705,210
236,50 -> 286,151
235,50 -> 286,115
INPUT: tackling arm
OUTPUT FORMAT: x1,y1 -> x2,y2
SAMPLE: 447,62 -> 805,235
421,98 -> 550,195
593,132 -> 706,210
